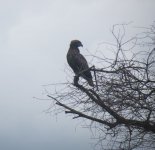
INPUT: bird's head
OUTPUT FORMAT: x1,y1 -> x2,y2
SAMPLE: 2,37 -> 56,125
70,40 -> 83,48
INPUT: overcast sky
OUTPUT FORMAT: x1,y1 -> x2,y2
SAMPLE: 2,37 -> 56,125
0,0 -> 155,150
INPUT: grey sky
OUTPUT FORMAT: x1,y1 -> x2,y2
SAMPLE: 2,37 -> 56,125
0,0 -> 155,150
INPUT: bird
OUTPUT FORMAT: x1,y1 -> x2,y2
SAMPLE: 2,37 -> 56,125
67,40 -> 94,86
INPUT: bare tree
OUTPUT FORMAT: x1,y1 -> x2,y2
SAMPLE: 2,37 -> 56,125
46,23 -> 155,150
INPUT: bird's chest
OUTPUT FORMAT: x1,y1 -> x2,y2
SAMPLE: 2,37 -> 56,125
67,52 -> 76,65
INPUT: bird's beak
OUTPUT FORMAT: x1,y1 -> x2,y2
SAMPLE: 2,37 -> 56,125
80,43 -> 83,47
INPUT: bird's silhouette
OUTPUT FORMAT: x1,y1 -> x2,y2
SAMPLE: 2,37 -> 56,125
67,40 -> 94,86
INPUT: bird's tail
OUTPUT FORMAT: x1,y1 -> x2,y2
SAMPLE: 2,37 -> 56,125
88,79 -> 94,87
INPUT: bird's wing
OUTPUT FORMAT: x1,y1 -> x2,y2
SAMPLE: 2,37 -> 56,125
74,54 -> 93,79
74,53 -> 89,71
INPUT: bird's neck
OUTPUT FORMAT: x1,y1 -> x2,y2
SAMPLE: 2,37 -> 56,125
69,47 -> 80,53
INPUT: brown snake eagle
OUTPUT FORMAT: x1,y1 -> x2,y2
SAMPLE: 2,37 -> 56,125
67,40 -> 94,86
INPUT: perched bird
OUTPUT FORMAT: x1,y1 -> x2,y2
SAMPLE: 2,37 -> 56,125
67,40 -> 94,86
